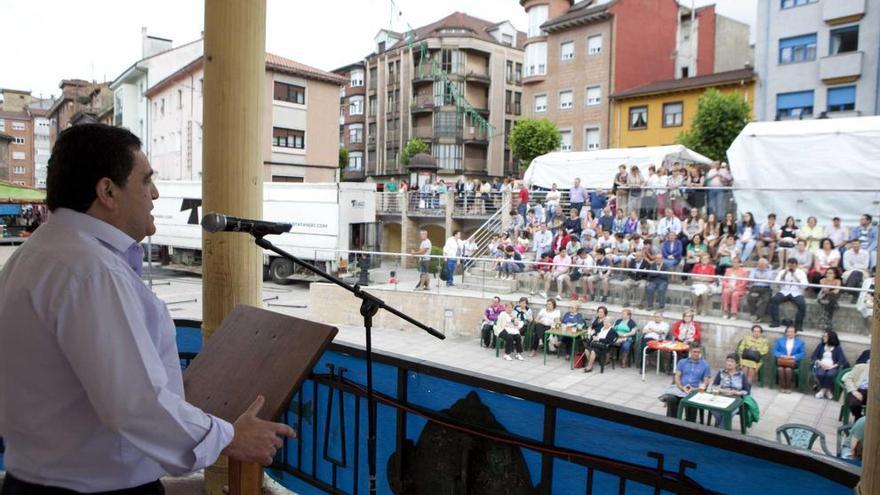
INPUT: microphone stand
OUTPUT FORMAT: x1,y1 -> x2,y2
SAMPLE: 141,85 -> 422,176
251,233 -> 445,495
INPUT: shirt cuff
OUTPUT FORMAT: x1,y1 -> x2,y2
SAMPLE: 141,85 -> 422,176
192,415 -> 235,470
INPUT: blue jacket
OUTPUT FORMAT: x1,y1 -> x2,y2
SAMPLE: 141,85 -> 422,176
810,343 -> 849,369
662,240 -> 682,262
773,336 -> 806,362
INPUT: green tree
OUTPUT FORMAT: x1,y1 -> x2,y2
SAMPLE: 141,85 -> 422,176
508,118 -> 562,169
401,138 -> 430,165
676,89 -> 751,162
339,147 -> 349,170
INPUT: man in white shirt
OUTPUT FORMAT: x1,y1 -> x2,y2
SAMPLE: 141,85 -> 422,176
442,230 -> 462,287
411,229 -> 432,290
533,222 -> 553,258
843,239 -> 870,302
656,208 -> 682,238
826,216 -> 849,250
768,258 -> 809,331
0,124 -> 292,493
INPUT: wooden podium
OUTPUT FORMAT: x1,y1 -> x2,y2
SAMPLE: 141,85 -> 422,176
184,305 -> 338,494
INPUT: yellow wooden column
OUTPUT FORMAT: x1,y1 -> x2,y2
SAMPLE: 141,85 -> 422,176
859,249 -> 880,493
202,0 -> 266,493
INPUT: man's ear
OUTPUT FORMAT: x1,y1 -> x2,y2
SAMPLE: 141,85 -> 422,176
93,177 -> 117,209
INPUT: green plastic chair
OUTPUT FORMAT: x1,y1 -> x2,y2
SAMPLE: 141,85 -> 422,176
776,423 -> 833,456
833,368 -> 851,401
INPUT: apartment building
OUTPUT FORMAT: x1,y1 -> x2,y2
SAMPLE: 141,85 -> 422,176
144,53 -> 345,182
0,111 -> 34,186
335,62 -> 367,181
520,0 -> 751,152
46,79 -> 113,147
343,12 -> 524,185
754,0 -> 879,120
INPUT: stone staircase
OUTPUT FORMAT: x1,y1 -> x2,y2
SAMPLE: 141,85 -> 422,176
459,260 -> 519,293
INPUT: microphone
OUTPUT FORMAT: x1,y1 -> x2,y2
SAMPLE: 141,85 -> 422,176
201,213 -> 292,236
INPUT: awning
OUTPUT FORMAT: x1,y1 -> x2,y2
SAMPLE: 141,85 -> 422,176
0,181 -> 46,203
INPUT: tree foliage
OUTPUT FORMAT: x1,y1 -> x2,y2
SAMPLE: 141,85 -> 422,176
401,138 -> 430,165
339,147 -> 349,170
676,89 -> 751,162
509,118 -> 562,169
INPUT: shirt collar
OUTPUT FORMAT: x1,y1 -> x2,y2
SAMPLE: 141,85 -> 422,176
51,208 -> 143,274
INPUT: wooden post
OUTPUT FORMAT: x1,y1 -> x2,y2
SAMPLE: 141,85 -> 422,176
202,0 -> 267,493
859,248 -> 880,493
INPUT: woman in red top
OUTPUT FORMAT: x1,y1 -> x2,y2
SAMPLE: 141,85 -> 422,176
673,309 -> 701,345
721,257 -> 750,319
689,254 -> 716,315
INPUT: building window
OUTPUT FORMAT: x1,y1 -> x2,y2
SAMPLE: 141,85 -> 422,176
348,151 -> 363,170
349,95 -> 364,115
273,81 -> 306,104
528,4 -> 548,37
586,86 -> 601,106
12,121 -> 25,131
114,92 -> 124,126
505,90 -> 512,113
502,33 -> 514,46
515,63 -> 523,83
514,92 -> 522,115
827,86 -> 856,112
12,151 -> 25,160
559,130 -> 572,151
433,80 -> 463,106
776,90 -> 814,119
177,89 -> 183,109
830,26 -> 859,55
13,166 -> 25,174
629,106 -> 648,130
663,102 -> 684,127
587,35 -> 602,55
13,137 -> 25,145
525,42 -> 547,76
781,0 -> 817,8
434,111 -> 461,138
368,95 -> 377,116
534,94 -> 547,113
585,127 -> 600,150
434,143 -> 462,171
560,41 -> 574,60
559,90 -> 573,109
349,123 -> 364,144
506,61 -> 514,83
272,127 -> 305,149
779,34 -> 817,64
350,69 -> 364,87
160,98 -> 165,116
440,49 -> 465,75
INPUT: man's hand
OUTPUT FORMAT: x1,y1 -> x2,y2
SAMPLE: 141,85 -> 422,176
222,395 -> 296,466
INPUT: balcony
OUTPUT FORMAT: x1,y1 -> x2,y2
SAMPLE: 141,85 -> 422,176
344,84 -> 366,97
412,126 -> 434,140
463,127 -> 488,145
342,167 -> 366,181
823,0 -> 865,24
463,157 -> 488,172
820,51 -> 863,83
411,96 -> 436,114
465,70 -> 491,85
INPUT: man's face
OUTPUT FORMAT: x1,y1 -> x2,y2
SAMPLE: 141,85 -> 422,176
852,240 -> 861,252
689,348 -> 702,361
861,216 -> 870,227
603,207 -> 611,216
833,218 -> 841,228
420,230 -> 427,240
665,209 -> 674,218
492,297 -> 501,306
114,149 -> 159,242
574,178 -> 580,187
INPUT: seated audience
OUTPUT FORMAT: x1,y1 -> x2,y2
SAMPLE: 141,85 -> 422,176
721,257 -> 750,319
661,231 -> 682,271
810,329 -> 848,400
624,249 -> 650,307
559,301 -> 587,360
768,258 -> 808,332
645,257 -> 669,310
494,302 -> 524,361
773,321 -> 806,394
843,360 -> 870,420
810,238 -> 841,285
659,343 -> 711,418
789,239 -> 813,273
747,258 -> 775,323
613,308 -> 638,368
514,296 -> 534,339
736,212 -> 758,263
480,296 -> 505,347
710,353 -> 751,427
797,216 -> 825,252
541,250 -> 574,300
672,309 -> 701,346
642,310 -> 669,345
571,248 -> 595,303
529,299 -> 560,357
592,248 -> 612,303
583,316 -> 618,373
843,239 -> 869,303
737,324 -> 769,385
690,253 -> 716,316
818,267 -> 842,330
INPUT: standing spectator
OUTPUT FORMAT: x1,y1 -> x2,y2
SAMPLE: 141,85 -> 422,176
657,208 -> 683,239
747,258 -> 775,322
517,183 -> 530,223
659,343 -> 711,418
849,214 -> 878,269
704,161 -> 725,216
817,267 -> 842,330
542,249 -> 574,300
667,168 -> 686,218
773,322 -> 806,393
546,183 -> 561,221
687,166 -> 706,212
529,299 -> 561,356
645,258 -> 670,310
591,188 -> 608,219
758,214 -> 780,264
628,166 -> 644,215
842,239 -> 869,302
737,324 -> 769,386
533,222 -> 553,258
721,257 -> 750,319
827,216 -> 849,251
442,230 -> 462,287
843,360 -> 870,420
462,235 -> 477,275
797,216 -> 825,252
478,180 -> 491,214
642,165 -> 659,218
410,229 -> 431,290
614,308 -> 639,368
614,164 -> 629,211
624,249 -> 651,307
494,302 -> 525,361
654,164 -> 670,216
736,212 -> 758,263
661,231 -> 683,271
569,178 -> 587,216
810,238 -> 841,285
810,330 -> 848,399
480,296 -> 506,347
768,258 -> 808,331
690,254 -> 716,315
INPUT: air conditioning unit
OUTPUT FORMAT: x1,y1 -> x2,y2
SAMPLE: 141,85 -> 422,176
562,53 -> 574,60
561,102 -> 572,109
536,105 -> 547,112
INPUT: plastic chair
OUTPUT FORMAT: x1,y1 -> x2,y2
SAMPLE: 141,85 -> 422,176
836,424 -> 854,458
775,423 -> 833,456
833,368 -> 851,401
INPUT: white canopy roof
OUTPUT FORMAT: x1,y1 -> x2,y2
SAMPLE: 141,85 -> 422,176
727,116 -> 880,226
522,145 -> 713,189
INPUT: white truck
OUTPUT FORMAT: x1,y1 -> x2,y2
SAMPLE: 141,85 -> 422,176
148,181 -> 378,283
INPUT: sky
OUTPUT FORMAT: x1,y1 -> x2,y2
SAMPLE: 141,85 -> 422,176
0,0 -> 757,100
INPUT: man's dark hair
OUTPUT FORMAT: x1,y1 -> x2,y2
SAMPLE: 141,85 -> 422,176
47,124 -> 142,212
863,214 -> 873,223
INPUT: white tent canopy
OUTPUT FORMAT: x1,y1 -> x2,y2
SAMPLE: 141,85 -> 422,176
522,145 -> 713,190
727,116 -> 880,226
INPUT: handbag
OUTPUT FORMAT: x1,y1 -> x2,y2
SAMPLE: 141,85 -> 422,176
439,264 -> 449,282
777,356 -> 796,368
742,348 -> 762,362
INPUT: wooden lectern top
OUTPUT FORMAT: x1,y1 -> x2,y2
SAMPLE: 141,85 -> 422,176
183,304 -> 338,423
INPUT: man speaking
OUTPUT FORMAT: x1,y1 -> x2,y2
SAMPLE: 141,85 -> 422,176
0,124 -> 293,493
